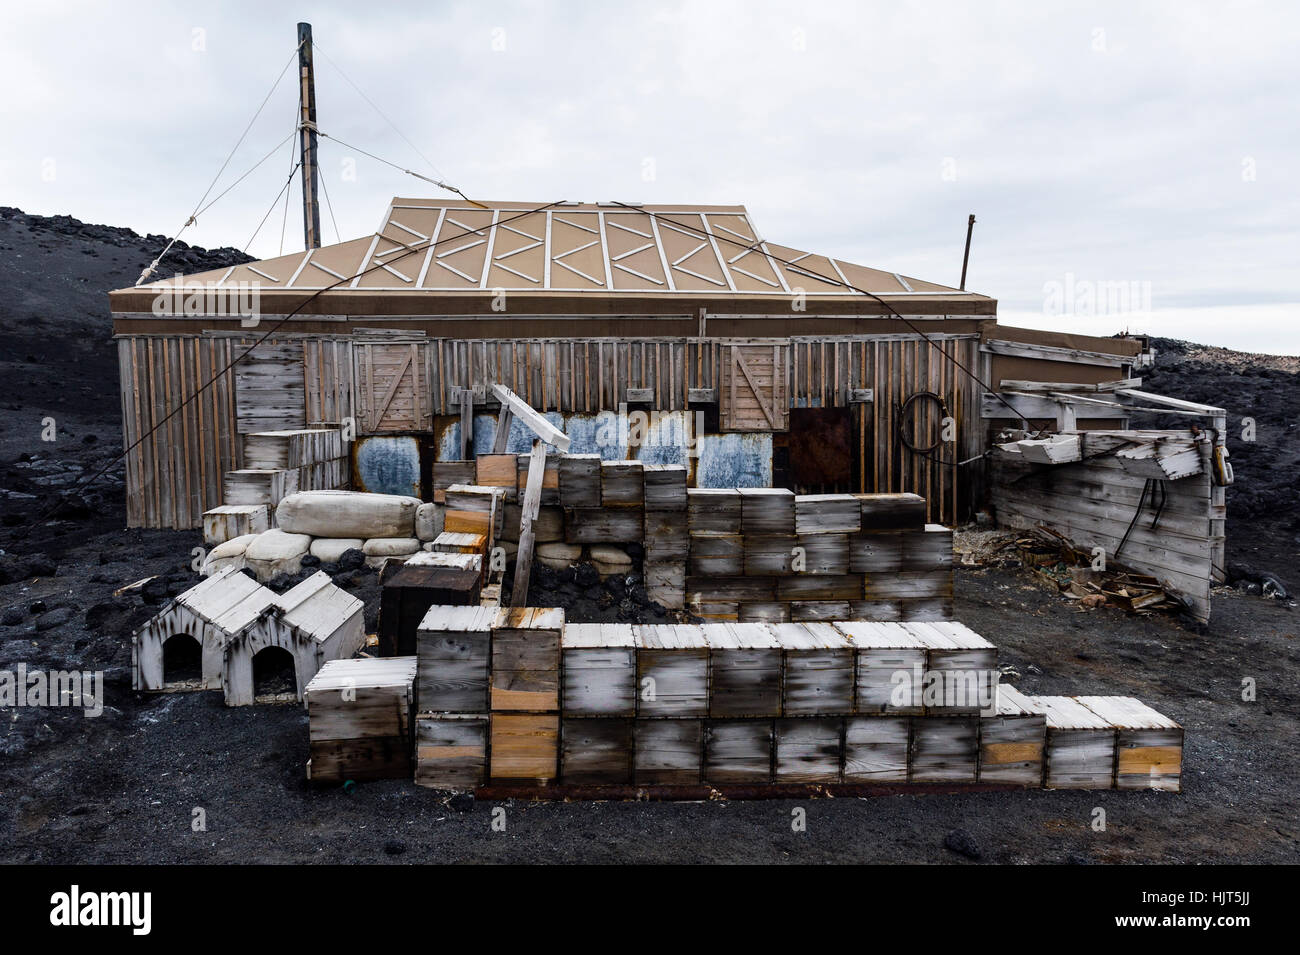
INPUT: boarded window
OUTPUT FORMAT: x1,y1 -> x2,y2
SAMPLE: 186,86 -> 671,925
235,342 -> 306,434
354,342 -> 431,434
719,342 -> 788,432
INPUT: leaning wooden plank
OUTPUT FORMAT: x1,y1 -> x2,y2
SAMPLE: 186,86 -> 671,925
415,605 -> 503,713
509,441 -> 548,608
490,606 -> 564,710
1027,695 -> 1118,790
490,383 -> 572,450
562,623 -> 636,716
415,714 -> 488,789
978,684 -> 1046,786
1077,696 -> 1182,791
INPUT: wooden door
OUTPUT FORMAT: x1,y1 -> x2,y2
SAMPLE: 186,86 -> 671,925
719,341 -> 789,432
354,341 -> 431,433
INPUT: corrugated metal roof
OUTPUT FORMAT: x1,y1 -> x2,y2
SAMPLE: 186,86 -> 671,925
126,199 -> 978,300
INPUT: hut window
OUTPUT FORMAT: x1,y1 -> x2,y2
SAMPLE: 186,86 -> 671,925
252,646 -> 297,700
162,634 -> 202,685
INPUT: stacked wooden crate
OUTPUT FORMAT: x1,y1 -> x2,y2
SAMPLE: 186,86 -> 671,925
379,552 -> 483,656
413,605 -> 567,789
642,465 -> 688,609
220,428 -> 347,514
413,606 -> 499,789
304,656 -> 418,782
684,490 -> 951,622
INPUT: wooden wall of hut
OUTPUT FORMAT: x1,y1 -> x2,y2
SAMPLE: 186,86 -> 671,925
116,332 -> 983,529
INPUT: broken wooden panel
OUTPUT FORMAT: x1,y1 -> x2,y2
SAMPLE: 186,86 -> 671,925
990,449 -> 1216,622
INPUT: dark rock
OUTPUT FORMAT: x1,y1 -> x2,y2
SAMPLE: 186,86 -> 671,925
574,563 -> 600,588
337,548 -> 366,572
29,600 -> 47,614
448,792 -> 475,812
383,840 -> 407,856
943,828 -> 981,860
300,554 -> 321,568
35,607 -> 74,631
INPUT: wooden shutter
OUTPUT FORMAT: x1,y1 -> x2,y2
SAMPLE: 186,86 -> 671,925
354,341 -> 431,433
719,341 -> 788,432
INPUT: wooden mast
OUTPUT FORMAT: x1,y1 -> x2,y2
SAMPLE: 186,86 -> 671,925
297,22 -> 322,250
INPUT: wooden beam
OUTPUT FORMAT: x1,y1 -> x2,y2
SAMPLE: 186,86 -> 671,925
998,377 -> 1142,393
510,440 -> 547,607
981,339 -> 1129,368
491,404 -> 514,454
981,392 -> 1128,420
490,383 -> 571,451
1114,389 -> 1226,416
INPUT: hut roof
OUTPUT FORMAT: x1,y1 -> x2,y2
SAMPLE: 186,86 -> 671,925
110,199 -> 994,318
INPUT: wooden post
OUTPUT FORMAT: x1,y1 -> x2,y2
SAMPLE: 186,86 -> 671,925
297,22 -> 322,250
510,440 -> 547,607
492,404 -> 514,454
459,389 -> 473,459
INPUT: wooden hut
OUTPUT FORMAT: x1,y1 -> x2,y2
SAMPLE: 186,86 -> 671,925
221,571 -> 366,706
108,198 -> 1146,530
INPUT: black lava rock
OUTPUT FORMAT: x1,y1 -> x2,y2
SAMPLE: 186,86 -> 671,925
337,548 -> 366,572
943,828 -> 982,860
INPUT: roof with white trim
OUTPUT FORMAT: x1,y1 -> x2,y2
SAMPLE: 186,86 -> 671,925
124,199 -> 984,300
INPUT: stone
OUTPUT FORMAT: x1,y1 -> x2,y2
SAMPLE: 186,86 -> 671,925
943,829 -> 981,860
275,490 -> 421,539
309,538 -> 366,563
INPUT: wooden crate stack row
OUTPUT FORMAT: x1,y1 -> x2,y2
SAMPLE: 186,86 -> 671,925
687,490 -> 950,622
302,605 -> 1181,792
440,453 -> 950,618
216,428 -> 347,524
405,609 -> 1181,791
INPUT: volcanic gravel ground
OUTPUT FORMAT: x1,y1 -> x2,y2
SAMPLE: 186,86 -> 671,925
0,209 -> 1296,863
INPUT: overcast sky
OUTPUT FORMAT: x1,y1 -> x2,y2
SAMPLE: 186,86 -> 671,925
3,0 -> 1297,353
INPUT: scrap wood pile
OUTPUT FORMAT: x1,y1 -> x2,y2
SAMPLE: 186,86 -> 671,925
1016,528 -> 1183,614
